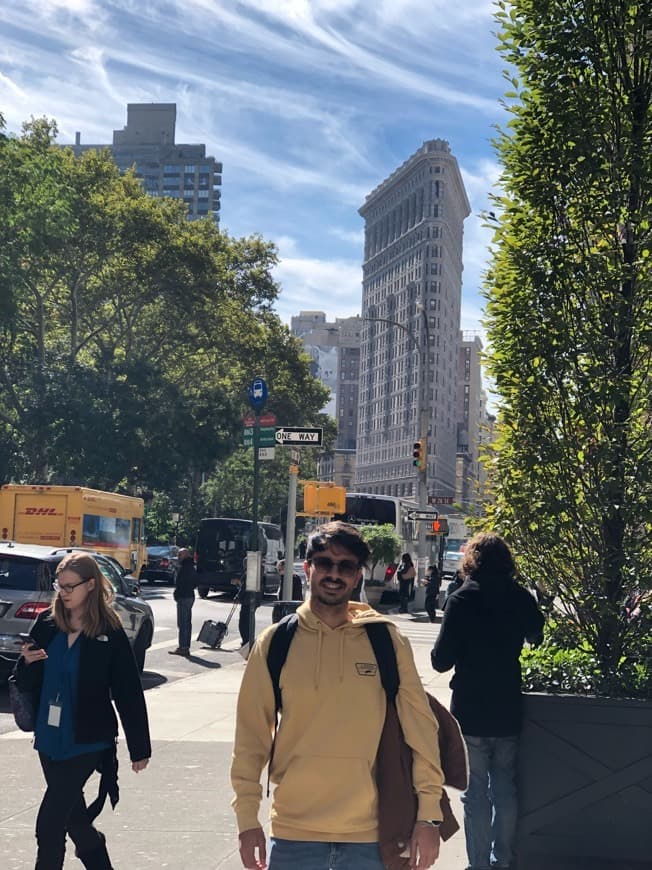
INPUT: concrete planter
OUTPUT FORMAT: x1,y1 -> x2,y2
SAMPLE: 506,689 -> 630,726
364,583 -> 385,607
516,692 -> 652,869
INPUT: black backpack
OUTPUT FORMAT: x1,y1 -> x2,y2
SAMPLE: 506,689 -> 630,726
264,613 -> 400,793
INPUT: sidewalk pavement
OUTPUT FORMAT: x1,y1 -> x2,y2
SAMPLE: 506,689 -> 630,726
0,615 -> 468,870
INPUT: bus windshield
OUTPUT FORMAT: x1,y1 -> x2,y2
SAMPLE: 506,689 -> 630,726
336,494 -> 398,527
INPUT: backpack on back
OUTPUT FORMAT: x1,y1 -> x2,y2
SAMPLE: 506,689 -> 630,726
264,612 -> 465,867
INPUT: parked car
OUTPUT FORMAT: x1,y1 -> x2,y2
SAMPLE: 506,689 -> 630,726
141,545 -> 179,585
0,542 -> 155,680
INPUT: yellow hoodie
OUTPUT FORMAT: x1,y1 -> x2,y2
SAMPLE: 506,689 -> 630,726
231,602 -> 444,842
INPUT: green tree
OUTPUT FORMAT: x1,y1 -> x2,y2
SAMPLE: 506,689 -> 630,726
484,0 -> 652,686
0,118 -> 330,499
360,524 -> 402,580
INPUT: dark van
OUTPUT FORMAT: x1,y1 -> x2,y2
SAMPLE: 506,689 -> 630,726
195,517 -> 283,598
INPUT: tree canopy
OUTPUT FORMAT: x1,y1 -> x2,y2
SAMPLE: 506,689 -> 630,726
0,116 -> 330,515
360,524 -> 402,580
484,0 -> 652,683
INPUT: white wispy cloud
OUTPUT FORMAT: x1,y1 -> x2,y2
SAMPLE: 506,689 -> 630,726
273,237 -> 362,322
328,227 -> 365,246
0,0 -> 507,338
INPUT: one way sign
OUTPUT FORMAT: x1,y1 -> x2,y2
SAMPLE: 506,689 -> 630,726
275,427 -> 323,446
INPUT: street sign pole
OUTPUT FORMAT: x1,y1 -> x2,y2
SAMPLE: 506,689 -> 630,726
247,376 -> 268,648
249,408 -> 260,645
283,464 -> 298,600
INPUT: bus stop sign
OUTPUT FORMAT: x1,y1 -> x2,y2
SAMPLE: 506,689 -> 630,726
249,377 -> 267,411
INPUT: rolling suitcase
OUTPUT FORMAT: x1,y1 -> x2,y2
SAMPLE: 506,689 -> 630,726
197,599 -> 239,649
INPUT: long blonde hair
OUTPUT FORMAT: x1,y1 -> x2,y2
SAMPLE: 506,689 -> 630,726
52,553 -> 121,635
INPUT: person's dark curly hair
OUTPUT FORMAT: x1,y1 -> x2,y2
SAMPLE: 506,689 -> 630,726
306,521 -> 370,567
461,532 -> 516,582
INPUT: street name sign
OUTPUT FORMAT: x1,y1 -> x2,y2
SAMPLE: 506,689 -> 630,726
407,510 -> 440,522
243,426 -> 276,447
243,412 -> 277,427
429,495 -> 454,505
275,427 -> 323,446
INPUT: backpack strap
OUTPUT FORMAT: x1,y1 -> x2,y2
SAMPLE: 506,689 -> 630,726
265,613 -> 299,796
364,622 -> 400,703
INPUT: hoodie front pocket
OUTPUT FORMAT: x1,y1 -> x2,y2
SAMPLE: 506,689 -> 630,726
272,755 -> 377,833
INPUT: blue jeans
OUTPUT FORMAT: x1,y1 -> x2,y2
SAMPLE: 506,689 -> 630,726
176,596 -> 194,649
268,839 -> 384,870
461,734 -> 519,870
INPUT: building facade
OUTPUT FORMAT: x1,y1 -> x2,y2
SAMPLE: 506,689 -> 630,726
291,311 -> 361,487
455,333 -> 485,508
355,139 -> 471,499
70,103 -> 222,224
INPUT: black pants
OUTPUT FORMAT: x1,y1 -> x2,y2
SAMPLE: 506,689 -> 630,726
399,579 -> 411,613
36,751 -> 104,869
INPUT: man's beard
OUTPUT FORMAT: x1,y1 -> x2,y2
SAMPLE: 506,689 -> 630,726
311,579 -> 350,607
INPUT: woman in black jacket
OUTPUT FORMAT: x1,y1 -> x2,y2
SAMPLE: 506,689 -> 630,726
396,552 -> 416,613
15,552 -> 151,870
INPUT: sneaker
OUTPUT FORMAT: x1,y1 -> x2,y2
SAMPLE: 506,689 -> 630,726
168,647 -> 190,656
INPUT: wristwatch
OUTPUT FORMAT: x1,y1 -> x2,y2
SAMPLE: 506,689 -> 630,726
416,820 -> 441,827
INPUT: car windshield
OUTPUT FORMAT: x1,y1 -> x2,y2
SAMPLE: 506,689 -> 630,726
148,546 -> 171,556
0,557 -> 55,592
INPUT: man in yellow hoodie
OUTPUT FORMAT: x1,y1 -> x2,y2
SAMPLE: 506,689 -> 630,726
231,521 -> 444,870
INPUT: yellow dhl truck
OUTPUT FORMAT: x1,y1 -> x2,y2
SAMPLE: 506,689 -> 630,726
0,484 -> 146,575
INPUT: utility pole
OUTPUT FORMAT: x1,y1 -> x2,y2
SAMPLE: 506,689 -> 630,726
283,459 -> 299,600
417,304 -> 430,581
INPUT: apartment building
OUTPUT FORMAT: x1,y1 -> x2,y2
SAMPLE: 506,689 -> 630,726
70,103 -> 222,224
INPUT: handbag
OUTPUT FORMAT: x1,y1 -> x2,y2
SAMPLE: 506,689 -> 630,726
8,674 -> 35,732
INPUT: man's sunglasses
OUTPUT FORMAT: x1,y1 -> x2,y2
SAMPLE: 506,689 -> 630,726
309,556 -> 360,579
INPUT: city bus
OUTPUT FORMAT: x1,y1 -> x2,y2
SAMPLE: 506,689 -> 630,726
0,484 -> 146,575
333,492 -> 419,580
194,517 -> 284,598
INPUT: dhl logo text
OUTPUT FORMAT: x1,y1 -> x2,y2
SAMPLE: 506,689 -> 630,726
24,507 -> 58,515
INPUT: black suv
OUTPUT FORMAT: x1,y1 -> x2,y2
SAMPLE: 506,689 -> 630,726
0,542 -> 155,680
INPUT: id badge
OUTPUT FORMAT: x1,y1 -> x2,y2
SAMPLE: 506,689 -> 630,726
47,701 -> 62,728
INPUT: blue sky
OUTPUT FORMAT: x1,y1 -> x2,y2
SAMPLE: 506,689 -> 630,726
0,0 -> 505,333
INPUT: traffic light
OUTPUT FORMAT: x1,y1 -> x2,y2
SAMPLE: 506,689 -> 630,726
431,517 -> 449,535
412,439 -> 426,472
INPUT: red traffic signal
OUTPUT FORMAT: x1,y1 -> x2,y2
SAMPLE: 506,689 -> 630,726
431,518 -> 449,535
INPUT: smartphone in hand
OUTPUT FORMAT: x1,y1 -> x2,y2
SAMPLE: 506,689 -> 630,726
15,633 -> 41,650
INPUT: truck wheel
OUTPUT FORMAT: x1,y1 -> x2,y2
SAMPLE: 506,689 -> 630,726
133,622 -> 153,673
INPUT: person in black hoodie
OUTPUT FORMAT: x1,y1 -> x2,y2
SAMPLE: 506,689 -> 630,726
169,548 -> 197,657
14,552 -> 151,870
431,533 -> 544,870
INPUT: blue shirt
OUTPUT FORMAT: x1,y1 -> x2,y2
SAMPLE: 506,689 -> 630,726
34,632 -> 112,760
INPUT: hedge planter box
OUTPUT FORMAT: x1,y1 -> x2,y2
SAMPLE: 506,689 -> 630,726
516,692 -> 652,870
364,584 -> 385,607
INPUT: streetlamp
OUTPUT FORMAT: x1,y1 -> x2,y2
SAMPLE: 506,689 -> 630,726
363,304 -> 431,577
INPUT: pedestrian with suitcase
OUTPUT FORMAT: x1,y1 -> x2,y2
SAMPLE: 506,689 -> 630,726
169,548 -> 196,657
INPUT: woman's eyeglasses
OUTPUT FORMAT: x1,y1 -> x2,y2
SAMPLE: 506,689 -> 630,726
309,556 -> 360,579
53,577 -> 92,594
